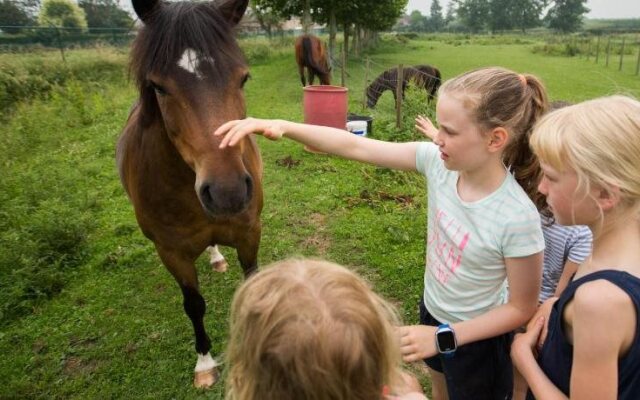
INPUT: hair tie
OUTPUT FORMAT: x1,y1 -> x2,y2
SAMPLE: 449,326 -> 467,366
518,74 -> 527,87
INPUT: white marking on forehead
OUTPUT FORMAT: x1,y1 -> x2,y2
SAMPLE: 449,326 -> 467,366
177,48 -> 215,79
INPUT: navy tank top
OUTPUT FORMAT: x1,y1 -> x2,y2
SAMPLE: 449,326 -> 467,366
528,270 -> 640,399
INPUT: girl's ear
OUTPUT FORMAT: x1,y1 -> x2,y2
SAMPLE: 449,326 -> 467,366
487,127 -> 508,153
596,186 -> 621,211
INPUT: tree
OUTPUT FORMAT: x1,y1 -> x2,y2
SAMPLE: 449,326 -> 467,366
546,0 -> 589,33
78,0 -> 132,31
249,2 -> 282,38
444,1 -> 456,25
511,0 -> 544,32
455,0 -> 490,33
430,0 -> 444,31
488,0 -> 513,32
38,0 -> 88,30
408,10 -> 427,31
0,0 -> 36,33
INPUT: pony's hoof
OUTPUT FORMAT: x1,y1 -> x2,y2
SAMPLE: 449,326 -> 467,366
194,368 -> 219,388
211,260 -> 228,273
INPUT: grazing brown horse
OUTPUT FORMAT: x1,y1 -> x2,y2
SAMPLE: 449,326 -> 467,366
366,64 -> 441,108
294,34 -> 331,86
116,0 -> 262,388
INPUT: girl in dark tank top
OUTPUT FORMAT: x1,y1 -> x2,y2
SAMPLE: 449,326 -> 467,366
510,95 -> 640,400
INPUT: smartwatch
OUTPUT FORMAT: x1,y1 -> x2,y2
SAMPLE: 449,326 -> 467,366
435,323 -> 457,357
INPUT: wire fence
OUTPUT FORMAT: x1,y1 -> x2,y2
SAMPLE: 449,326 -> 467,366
537,34 -> 640,76
0,25 -> 134,54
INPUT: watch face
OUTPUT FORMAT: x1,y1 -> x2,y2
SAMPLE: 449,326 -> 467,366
437,330 -> 456,352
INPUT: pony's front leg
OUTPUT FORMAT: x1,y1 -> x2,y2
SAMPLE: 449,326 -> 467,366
156,246 -> 219,388
207,245 -> 228,272
236,223 -> 261,278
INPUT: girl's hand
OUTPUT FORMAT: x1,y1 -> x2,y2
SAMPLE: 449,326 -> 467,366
530,297 -> 557,351
415,115 -> 438,140
511,316 -> 545,369
397,325 -> 437,362
214,118 -> 286,148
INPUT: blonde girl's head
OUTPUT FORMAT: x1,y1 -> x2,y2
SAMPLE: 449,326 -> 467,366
531,95 -> 640,222
225,259 -> 402,400
440,67 -> 549,214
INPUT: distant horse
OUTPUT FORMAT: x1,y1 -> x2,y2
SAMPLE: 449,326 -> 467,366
116,0 -> 262,388
295,34 -> 331,86
366,64 -> 441,108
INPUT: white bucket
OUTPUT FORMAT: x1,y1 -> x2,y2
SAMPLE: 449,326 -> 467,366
346,120 -> 367,137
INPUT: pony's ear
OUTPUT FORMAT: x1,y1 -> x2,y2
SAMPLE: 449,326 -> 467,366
132,0 -> 161,23
217,0 -> 249,26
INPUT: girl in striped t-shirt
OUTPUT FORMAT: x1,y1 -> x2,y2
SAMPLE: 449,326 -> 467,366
215,67 -> 548,400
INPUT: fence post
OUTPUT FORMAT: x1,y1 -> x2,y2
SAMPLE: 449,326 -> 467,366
362,57 -> 370,110
396,64 -> 403,129
586,39 -> 592,60
619,37 -> 626,72
635,42 -> 640,76
341,44 -> 346,87
595,36 -> 601,63
606,36 -> 611,67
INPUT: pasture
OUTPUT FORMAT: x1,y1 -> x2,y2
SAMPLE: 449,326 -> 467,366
1,34 -> 639,399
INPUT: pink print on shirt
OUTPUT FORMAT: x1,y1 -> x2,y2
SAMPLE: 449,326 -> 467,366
427,209 -> 471,285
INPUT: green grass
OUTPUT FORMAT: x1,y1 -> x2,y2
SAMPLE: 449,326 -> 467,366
1,34 -> 639,399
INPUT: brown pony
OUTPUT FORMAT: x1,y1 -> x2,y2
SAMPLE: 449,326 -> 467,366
116,0 -> 262,388
366,64 -> 441,108
294,34 -> 331,86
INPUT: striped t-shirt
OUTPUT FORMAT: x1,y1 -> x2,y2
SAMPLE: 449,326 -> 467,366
416,142 -> 544,323
539,214 -> 592,302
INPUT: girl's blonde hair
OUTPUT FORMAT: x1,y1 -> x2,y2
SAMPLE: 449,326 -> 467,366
440,67 -> 549,215
530,95 -> 640,219
226,259 -> 402,400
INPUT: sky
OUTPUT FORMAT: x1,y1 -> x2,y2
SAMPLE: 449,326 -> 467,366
406,0 -> 640,19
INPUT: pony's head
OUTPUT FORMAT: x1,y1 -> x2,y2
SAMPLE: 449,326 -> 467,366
131,0 -> 255,216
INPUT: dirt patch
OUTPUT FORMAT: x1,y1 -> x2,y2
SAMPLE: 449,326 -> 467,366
62,356 -> 99,377
299,213 -> 331,254
275,155 -> 301,169
346,189 -> 415,208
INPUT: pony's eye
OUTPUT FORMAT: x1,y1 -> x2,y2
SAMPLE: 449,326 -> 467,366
240,73 -> 251,89
149,81 -> 168,96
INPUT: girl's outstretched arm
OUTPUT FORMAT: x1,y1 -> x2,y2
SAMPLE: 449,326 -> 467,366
215,118 -> 421,171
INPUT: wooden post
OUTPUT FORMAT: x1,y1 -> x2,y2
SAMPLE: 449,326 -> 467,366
341,44 -> 346,87
619,37 -> 626,71
586,39 -> 592,61
595,36 -> 601,63
635,42 -> 640,76
605,36 -> 611,67
362,57 -> 370,110
396,64 -> 403,129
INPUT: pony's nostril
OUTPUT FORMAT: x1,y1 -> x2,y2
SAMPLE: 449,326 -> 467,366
200,183 -> 213,206
245,175 -> 253,200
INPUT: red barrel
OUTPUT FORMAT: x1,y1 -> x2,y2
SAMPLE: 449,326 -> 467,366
303,85 -> 348,153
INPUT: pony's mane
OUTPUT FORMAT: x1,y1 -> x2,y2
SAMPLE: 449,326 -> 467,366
130,1 -> 246,90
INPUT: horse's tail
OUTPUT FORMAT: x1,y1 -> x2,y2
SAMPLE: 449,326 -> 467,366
302,36 -> 330,78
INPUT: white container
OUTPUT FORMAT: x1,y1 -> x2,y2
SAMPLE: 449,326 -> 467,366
346,120 -> 367,137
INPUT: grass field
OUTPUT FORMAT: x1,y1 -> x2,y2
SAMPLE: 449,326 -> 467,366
1,34 -> 639,399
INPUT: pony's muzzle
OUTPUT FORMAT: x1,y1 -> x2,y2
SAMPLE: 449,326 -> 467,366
198,174 -> 253,216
